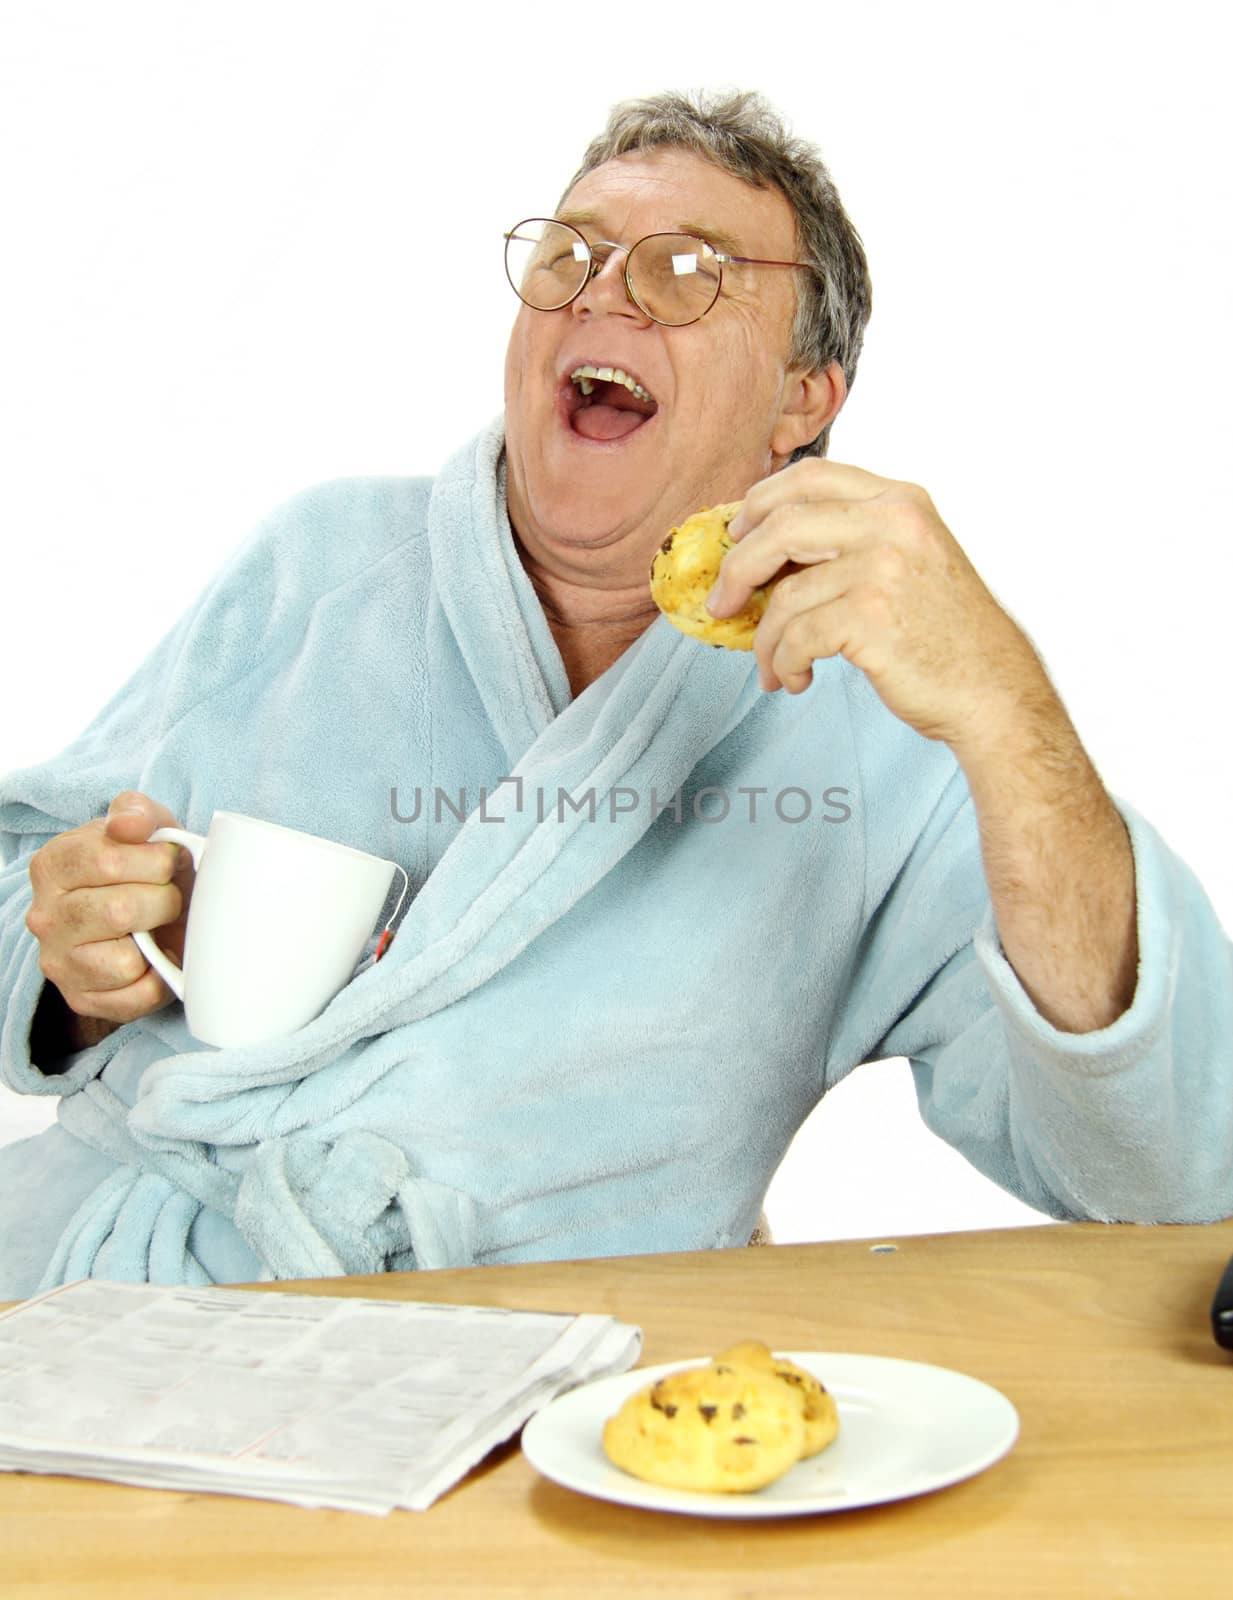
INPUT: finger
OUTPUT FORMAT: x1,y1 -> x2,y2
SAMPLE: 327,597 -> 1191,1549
752,560 -> 854,688
62,967 -> 176,1026
61,932 -> 154,994
37,826 -> 182,895
709,501 -> 858,618
103,791 -> 181,846
764,608 -> 854,696
730,458 -> 892,540
51,880 -> 184,948
751,560 -> 857,691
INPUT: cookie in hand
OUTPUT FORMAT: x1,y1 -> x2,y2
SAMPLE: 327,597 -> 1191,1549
649,502 -> 770,651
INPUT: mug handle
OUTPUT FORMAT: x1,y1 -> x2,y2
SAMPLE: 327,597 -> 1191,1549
130,827 -> 208,1000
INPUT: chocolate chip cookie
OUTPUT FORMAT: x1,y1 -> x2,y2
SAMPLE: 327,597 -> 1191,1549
649,501 -> 772,651
603,1358 -> 808,1493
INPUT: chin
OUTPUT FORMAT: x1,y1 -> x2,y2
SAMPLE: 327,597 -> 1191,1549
532,483 -> 666,550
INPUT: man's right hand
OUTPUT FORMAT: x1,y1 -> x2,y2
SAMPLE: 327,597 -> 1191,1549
25,792 -> 195,1042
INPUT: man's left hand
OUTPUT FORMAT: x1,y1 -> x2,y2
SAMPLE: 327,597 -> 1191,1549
706,458 -> 1053,755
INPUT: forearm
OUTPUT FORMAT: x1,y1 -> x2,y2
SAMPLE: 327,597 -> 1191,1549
953,690 -> 1139,1034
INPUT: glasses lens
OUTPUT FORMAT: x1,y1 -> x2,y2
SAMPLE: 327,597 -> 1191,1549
505,219 -> 590,310
626,235 -> 721,326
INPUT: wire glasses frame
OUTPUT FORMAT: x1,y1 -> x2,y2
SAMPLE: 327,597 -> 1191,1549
503,217 -> 813,328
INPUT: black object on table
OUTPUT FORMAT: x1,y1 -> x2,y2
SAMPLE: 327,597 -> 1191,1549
1212,1250 -> 1233,1350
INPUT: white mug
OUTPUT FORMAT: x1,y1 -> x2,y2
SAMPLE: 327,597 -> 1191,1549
131,811 -> 399,1048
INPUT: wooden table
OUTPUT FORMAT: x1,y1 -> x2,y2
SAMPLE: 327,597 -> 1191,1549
3,1220 -> 1232,1598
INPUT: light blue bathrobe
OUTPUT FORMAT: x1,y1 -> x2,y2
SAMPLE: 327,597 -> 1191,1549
1,418 -> 1230,1297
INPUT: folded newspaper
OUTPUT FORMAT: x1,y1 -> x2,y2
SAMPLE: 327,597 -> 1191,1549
0,1278 -> 642,1514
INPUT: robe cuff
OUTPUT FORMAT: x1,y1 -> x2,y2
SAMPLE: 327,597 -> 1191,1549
1,879 -> 120,1098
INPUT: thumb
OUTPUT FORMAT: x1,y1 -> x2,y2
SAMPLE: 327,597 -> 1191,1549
103,791 -> 181,843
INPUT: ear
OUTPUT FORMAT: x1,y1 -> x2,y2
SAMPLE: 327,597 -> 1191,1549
770,360 -> 847,464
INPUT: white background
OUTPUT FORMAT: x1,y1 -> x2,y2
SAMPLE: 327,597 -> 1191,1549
1,2 -> 1228,1242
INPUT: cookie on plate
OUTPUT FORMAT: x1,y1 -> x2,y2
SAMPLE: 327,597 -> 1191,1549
714,1341 -> 840,1459
602,1359 -> 807,1493
649,501 -> 771,651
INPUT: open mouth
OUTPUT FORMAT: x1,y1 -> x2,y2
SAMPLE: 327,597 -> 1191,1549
563,363 -> 659,442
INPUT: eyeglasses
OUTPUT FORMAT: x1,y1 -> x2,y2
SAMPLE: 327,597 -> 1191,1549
503,217 -> 812,328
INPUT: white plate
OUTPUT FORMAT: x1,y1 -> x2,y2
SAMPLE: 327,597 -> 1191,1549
522,1351 -> 1019,1519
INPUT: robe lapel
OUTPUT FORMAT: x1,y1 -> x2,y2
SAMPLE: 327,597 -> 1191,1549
132,419 -> 762,1114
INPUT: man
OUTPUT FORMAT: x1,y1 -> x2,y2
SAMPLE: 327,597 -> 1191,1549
1,90 -> 1229,1298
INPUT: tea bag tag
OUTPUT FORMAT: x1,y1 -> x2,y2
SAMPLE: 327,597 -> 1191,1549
375,865 -> 410,961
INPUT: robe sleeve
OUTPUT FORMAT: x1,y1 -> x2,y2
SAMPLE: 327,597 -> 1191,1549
828,748 -> 1233,1223
0,482 -> 346,1098
0,599 -> 203,1099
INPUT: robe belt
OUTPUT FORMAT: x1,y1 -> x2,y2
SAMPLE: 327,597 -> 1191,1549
48,1083 -> 480,1285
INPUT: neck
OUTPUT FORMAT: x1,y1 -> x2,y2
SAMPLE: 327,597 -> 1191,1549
507,479 -> 661,634
518,544 -> 661,633
510,518 -> 662,699
501,446 -> 660,632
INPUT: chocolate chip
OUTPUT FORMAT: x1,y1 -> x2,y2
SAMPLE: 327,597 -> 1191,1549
732,1402 -> 746,1419
660,533 -> 675,553
699,1405 -> 717,1423
714,1365 -> 732,1375
733,1436 -> 756,1445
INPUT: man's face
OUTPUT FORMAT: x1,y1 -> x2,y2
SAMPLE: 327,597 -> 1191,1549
503,147 -> 811,564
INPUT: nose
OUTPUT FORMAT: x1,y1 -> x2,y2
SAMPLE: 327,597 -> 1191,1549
571,246 -> 650,325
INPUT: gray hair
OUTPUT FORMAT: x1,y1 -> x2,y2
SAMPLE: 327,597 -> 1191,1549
562,89 -> 873,460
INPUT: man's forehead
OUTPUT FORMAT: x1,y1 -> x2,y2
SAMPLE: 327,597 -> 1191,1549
555,203 -> 745,259
556,150 -> 793,256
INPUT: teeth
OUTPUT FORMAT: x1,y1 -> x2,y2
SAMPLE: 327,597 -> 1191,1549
570,365 -> 654,404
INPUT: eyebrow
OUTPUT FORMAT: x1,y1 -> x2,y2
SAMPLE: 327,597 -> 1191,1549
555,208 -> 746,259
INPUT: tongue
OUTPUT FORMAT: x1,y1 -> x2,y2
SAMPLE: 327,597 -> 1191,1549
572,404 -> 648,441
